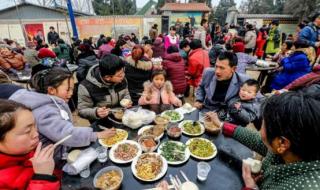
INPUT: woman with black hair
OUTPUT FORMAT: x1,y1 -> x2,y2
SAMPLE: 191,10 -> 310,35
207,91 -> 320,189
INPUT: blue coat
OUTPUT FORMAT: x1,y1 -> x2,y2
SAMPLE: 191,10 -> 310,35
271,52 -> 311,90
299,24 -> 319,47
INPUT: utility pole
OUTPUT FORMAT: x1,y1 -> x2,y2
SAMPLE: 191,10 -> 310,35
66,0 -> 79,39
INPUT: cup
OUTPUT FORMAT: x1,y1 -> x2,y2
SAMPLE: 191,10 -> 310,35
96,146 -> 108,163
79,165 -> 90,178
197,162 -> 211,181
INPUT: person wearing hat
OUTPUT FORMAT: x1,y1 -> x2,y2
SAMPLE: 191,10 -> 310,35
265,20 -> 281,57
299,13 -> 320,48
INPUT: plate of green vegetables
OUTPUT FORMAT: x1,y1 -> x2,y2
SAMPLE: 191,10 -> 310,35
161,110 -> 184,123
186,138 -> 217,160
157,141 -> 190,165
179,120 -> 205,136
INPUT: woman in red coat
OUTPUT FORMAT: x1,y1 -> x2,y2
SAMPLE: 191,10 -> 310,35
0,100 -> 59,190
162,46 -> 187,95
255,28 -> 268,58
187,39 -> 210,88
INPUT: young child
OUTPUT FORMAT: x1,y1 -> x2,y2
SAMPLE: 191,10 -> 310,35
9,68 -> 116,167
138,70 -> 182,107
219,79 -> 263,126
0,99 -> 60,189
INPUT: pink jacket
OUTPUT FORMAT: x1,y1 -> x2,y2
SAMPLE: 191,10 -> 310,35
164,35 -> 179,50
138,81 -> 182,106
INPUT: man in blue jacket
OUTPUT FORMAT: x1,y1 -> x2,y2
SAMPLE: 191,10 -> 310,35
299,13 -> 320,48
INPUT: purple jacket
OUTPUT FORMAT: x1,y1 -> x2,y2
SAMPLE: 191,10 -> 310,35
98,44 -> 113,58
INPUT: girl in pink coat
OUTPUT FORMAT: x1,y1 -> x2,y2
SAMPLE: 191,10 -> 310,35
139,70 -> 182,107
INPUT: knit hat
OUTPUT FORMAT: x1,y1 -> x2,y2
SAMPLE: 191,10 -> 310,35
37,48 -> 56,59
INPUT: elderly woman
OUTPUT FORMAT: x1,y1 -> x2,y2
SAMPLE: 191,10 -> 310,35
207,91 -> 320,189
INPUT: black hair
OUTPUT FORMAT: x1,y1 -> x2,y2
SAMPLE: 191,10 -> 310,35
225,43 -> 233,51
179,40 -> 190,49
298,23 -> 306,30
217,39 -> 225,45
311,12 -> 320,22
271,20 -> 279,26
189,39 -> 202,50
294,39 -> 309,49
99,54 -> 125,77
262,91 -> 320,161
242,79 -> 260,92
99,34 -> 105,39
151,69 -> 167,81
102,37 -> 111,45
0,100 -> 32,141
246,24 -> 254,30
167,45 -> 179,54
49,26 -> 54,30
217,51 -> 238,67
284,40 -> 293,50
169,26 -> 176,31
144,40 -> 153,45
31,67 -> 73,94
57,39 -> 65,44
201,19 -> 208,26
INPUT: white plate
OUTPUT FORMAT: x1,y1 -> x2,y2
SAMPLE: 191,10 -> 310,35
98,129 -> 128,148
161,110 -> 184,123
137,125 -> 164,140
186,138 -> 217,160
109,140 -> 142,164
179,120 -> 205,136
157,141 -> 190,165
131,153 -> 168,182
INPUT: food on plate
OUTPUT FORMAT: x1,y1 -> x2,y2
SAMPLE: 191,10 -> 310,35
182,103 -> 193,111
113,109 -> 124,120
67,149 -> 81,163
243,158 -> 262,173
188,138 -> 215,158
182,121 -> 202,134
96,170 -> 122,189
120,99 -> 132,107
167,126 -> 182,138
154,116 -> 170,126
114,143 -> 139,161
142,125 -> 165,138
141,138 -> 157,148
138,135 -> 159,152
135,154 -> 163,180
100,130 -> 128,147
204,121 -> 221,134
163,110 -> 181,121
160,141 -> 186,162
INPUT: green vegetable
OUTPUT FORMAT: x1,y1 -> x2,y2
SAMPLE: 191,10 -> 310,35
164,111 -> 181,121
183,121 -> 201,134
188,139 -> 214,158
160,141 -> 186,162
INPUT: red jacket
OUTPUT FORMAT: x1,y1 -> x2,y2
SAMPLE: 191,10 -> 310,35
255,31 -> 267,57
0,151 -> 60,190
162,53 -> 187,95
187,48 -> 210,87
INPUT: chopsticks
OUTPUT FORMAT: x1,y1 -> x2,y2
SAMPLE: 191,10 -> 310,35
53,135 -> 72,147
180,170 -> 190,182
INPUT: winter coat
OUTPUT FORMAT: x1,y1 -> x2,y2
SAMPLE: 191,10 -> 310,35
0,83 -> 23,99
124,56 -> 153,105
196,68 -> 251,111
227,125 -> 320,190
138,81 -> 182,106
53,44 -> 71,62
164,35 -> 179,50
298,23 -> 320,47
0,151 -> 60,190
266,27 -> 281,54
271,51 -> 312,90
152,38 -> 165,58
244,30 -> 257,49
0,48 -> 26,70
194,26 -> 208,49
235,52 -> 257,74
76,55 -> 99,82
255,31 -> 267,57
209,44 -> 225,67
149,28 -> 158,40
10,90 -> 97,164
187,48 -> 210,87
47,31 -> 59,44
98,44 -> 113,58
78,65 -> 131,121
223,96 -> 264,126
284,65 -> 320,91
162,53 -> 187,95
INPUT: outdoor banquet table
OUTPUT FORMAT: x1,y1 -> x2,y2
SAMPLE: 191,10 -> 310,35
62,109 -> 253,190
246,64 -> 277,85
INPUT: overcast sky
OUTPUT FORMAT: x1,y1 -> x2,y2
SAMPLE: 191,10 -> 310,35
136,0 -> 244,8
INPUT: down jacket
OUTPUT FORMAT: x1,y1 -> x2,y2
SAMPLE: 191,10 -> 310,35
187,48 -> 210,87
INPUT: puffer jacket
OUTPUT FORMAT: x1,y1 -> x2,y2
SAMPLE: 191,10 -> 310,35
138,81 -> 181,106
78,65 -> 131,121
53,44 -> 71,62
244,30 -> 257,49
298,23 -> 319,47
162,53 -> 187,95
76,55 -> 98,82
0,48 -> 26,70
124,56 -> 153,105
187,48 -> 210,87
152,38 -> 165,58
271,51 -> 312,90
0,151 -> 60,190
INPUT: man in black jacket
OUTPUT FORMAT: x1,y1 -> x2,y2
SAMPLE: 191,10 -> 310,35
47,26 -> 59,45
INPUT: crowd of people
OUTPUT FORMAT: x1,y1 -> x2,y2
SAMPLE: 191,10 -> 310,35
0,13 -> 320,190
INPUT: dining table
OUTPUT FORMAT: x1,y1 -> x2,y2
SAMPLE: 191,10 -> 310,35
62,108 -> 253,190
246,63 -> 278,86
